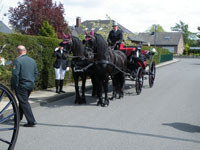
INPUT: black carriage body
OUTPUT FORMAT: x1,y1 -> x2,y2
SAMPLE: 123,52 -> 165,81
119,43 -> 146,72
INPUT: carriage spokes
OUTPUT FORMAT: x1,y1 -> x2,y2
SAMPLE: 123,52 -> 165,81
0,83 -> 19,150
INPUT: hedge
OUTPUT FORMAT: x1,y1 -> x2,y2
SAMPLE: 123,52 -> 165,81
0,33 -> 72,90
185,49 -> 200,56
142,46 -> 172,64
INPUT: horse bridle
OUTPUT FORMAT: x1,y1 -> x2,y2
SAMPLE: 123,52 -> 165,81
85,35 -> 96,52
63,39 -> 73,54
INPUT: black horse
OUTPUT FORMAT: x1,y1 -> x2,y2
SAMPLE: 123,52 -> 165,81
62,33 -> 96,104
84,32 -> 127,107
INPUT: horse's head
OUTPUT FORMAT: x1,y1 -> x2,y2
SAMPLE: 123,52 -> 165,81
83,30 -> 96,61
84,31 -> 109,61
84,30 -> 96,51
62,33 -> 73,53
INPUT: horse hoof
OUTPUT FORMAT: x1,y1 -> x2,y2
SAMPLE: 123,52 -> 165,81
82,98 -> 86,104
119,93 -> 124,99
75,100 -> 82,104
101,103 -> 105,107
109,97 -> 114,100
118,96 -> 122,99
92,92 -> 97,97
104,101 -> 109,106
82,100 -> 86,104
97,101 -> 102,106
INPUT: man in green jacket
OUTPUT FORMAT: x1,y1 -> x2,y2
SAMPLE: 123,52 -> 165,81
11,45 -> 38,127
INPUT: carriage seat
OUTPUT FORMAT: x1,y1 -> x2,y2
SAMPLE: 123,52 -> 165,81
120,43 -> 150,68
119,43 -> 137,57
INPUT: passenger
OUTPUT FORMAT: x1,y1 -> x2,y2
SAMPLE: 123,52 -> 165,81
107,22 -> 123,50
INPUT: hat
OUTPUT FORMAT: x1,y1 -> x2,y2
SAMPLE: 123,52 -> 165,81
59,42 -> 64,47
112,22 -> 118,27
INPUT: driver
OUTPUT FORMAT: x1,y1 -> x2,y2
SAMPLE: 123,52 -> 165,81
107,22 -> 123,50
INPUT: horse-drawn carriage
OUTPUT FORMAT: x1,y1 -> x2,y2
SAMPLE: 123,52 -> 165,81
77,31 -> 157,106
61,31 -> 157,106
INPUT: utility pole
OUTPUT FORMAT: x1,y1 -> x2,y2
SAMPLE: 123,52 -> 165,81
154,25 -> 157,48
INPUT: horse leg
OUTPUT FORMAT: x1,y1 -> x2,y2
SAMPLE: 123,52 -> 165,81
103,77 -> 109,107
73,74 -> 82,104
110,76 -> 116,100
119,74 -> 125,99
97,81 -> 103,106
81,75 -> 86,104
91,75 -> 98,97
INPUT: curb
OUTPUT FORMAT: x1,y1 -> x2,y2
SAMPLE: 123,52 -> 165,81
156,58 -> 180,68
29,84 -> 93,108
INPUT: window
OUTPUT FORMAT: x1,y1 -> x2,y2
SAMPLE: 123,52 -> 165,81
162,46 -> 174,53
164,36 -> 170,40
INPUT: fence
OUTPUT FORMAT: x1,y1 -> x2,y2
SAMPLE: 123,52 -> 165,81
160,53 -> 173,63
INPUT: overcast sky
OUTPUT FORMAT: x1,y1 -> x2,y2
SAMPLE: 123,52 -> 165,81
0,0 -> 199,33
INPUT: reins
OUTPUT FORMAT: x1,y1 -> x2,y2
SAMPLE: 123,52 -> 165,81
73,62 -> 94,72
94,60 -> 129,76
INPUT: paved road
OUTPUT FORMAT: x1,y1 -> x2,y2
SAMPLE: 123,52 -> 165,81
4,58 -> 200,150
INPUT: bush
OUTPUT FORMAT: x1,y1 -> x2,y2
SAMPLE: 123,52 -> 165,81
39,20 -> 57,38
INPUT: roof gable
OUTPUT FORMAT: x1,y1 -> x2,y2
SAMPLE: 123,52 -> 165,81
131,32 -> 183,45
82,20 -> 134,35
0,21 -> 12,33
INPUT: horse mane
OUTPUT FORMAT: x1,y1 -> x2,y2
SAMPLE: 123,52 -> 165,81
71,36 -> 85,56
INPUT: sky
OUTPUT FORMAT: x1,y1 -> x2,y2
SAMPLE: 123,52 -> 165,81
0,0 -> 199,33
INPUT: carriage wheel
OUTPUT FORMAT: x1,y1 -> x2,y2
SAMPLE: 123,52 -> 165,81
135,67 -> 143,95
149,61 -> 156,88
0,83 -> 19,150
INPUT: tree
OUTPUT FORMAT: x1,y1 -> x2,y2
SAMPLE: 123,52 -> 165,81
39,20 -> 57,38
8,0 -> 68,38
171,20 -> 191,44
197,26 -> 200,46
197,26 -> 200,38
146,24 -> 165,33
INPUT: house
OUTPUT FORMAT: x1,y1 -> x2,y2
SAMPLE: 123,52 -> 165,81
70,17 -> 134,40
131,32 -> 184,55
0,21 -> 12,33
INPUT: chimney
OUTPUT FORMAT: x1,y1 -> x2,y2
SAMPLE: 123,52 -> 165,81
76,17 -> 81,28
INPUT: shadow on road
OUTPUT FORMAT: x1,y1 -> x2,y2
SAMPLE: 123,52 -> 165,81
34,122 -> 200,144
162,122 -> 200,133
40,82 -> 141,108
190,63 -> 200,66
